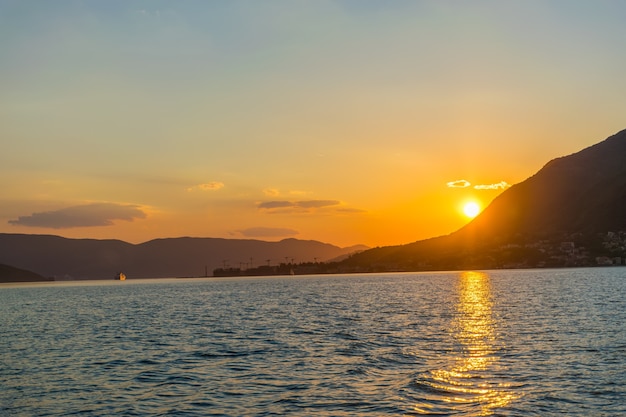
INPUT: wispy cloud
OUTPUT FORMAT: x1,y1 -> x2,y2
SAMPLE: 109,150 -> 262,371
296,200 -> 340,208
187,182 -> 225,192
473,181 -> 510,190
237,227 -> 299,238
258,200 -> 340,210
262,188 -> 310,197
9,203 -> 147,229
447,180 -> 511,190
447,180 -> 471,188
336,207 -> 367,214
263,188 -> 280,197
289,190 -> 310,196
258,201 -> 293,209
136,9 -> 161,18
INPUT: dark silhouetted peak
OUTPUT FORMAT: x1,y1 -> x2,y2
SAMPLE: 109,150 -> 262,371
458,129 -> 626,242
343,129 -> 626,271
0,263 -> 49,282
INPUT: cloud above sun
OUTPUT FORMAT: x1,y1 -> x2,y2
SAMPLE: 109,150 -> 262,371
446,180 -> 471,188
9,203 -> 147,229
473,181 -> 510,190
447,180 -> 511,190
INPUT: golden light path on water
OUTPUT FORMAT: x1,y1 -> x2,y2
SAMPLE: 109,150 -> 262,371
414,271 -> 518,415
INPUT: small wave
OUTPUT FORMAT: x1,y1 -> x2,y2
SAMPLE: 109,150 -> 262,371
136,358 -> 162,366
192,348 -> 267,359
135,370 -> 167,384
331,330 -> 359,341
94,358 -> 130,369
405,371 -> 519,416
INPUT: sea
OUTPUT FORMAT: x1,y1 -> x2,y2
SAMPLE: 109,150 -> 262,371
1,268 -> 624,416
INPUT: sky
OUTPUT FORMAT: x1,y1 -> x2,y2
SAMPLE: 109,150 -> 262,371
1,0 -> 625,248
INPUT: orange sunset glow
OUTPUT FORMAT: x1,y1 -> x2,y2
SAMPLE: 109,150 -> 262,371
1,1 -> 625,248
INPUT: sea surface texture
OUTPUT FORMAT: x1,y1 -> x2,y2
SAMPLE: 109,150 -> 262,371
1,268 -> 625,416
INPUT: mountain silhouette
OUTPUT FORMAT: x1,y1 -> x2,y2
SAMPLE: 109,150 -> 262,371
460,128 -> 626,240
0,263 -> 49,282
0,234 -> 368,281
343,129 -> 626,271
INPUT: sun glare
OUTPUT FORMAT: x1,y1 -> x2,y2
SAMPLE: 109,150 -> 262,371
463,201 -> 481,218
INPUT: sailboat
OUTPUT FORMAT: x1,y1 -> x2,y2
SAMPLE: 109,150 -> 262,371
115,272 -> 126,281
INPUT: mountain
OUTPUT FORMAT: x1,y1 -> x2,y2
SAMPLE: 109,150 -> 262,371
459,128 -> 626,240
0,234 -> 368,281
0,263 -> 49,282
342,129 -> 626,271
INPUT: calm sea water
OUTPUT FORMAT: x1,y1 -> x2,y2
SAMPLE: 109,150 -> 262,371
1,268 -> 625,416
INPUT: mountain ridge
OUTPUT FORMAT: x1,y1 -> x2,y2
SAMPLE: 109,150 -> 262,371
342,129 -> 626,271
0,233 -> 368,281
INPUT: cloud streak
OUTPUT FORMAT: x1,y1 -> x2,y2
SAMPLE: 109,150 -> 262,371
447,180 -> 511,190
447,180 -> 471,188
258,200 -> 341,210
9,203 -> 147,229
263,188 -> 280,197
258,201 -> 294,209
336,207 -> 367,214
473,181 -> 510,190
187,182 -> 225,192
262,188 -> 310,197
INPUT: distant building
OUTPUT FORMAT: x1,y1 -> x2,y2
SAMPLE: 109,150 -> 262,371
560,242 -> 575,253
596,256 -> 613,266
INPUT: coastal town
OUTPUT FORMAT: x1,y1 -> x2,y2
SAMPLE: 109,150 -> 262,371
213,231 -> 626,276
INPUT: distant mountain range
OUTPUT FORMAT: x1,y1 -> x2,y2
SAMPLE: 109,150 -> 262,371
342,129 -> 626,271
0,235 -> 368,281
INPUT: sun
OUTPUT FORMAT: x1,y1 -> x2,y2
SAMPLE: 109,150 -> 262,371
463,201 -> 481,218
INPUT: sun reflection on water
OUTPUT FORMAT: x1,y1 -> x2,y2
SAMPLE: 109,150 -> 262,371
413,271 -> 517,416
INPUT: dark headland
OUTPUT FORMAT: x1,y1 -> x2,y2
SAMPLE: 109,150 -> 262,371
341,129 -> 626,272
0,264 -> 50,283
